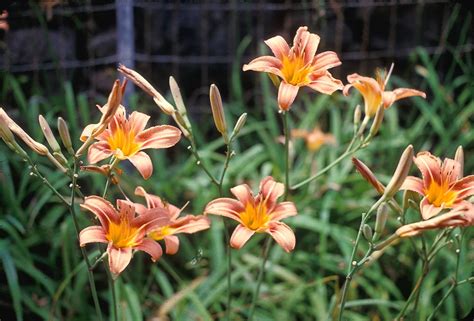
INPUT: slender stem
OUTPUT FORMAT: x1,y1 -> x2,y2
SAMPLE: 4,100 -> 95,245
110,277 -> 119,321
427,229 -> 465,320
248,237 -> 272,321
291,116 -> 370,191
218,143 -> 234,321
71,158 -> 104,321
188,139 -> 220,186
282,111 -> 290,200
396,259 -> 430,320
338,197 -> 385,321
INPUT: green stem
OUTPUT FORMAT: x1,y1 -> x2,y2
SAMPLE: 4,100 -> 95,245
71,159 -> 104,321
282,111 -> 290,200
248,237 -> 272,321
110,277 -> 119,321
189,139 -> 220,187
338,197 -> 385,321
291,116 -> 370,191
427,229 -> 465,320
218,143 -> 234,321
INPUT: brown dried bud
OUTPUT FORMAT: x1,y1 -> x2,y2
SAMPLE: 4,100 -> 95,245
383,145 -> 414,198
209,84 -> 228,142
352,157 -> 385,194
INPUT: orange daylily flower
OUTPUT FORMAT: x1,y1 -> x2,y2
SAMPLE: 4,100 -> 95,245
79,196 -> 170,276
81,164 -> 123,184
134,187 -> 211,255
401,151 -> 474,220
343,67 -> 426,117
80,105 -> 181,179
291,127 -> 336,152
396,202 -> 474,237
0,10 -> 9,31
205,177 -> 297,252
243,26 -> 343,111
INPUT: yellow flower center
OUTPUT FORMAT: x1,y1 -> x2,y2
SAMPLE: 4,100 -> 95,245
106,216 -> 140,248
425,181 -> 458,208
107,128 -> 141,159
280,56 -> 313,86
149,226 -> 174,241
240,202 -> 270,231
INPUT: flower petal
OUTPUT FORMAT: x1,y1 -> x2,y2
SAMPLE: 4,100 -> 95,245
312,51 -> 341,71
135,238 -> 163,261
344,73 -> 382,117
129,151 -> 153,179
128,111 -> 150,133
80,196 -> 119,228
267,221 -> 296,252
302,32 -> 320,64
205,198 -> 244,223
414,152 -> 442,187
264,35 -> 290,60
453,175 -> 474,199
278,82 -> 299,111
308,71 -> 343,95
87,141 -> 113,164
136,125 -> 181,150
230,183 -> 254,207
396,202 -> 474,237
80,123 -> 98,142
401,176 -> 425,195
117,199 -> 136,222
230,224 -> 255,249
269,202 -> 297,221
79,226 -> 108,246
441,158 -> 461,186
242,56 -> 283,76
420,197 -> 443,220
383,88 -> 426,108
164,235 -> 180,255
135,186 -> 165,209
108,245 -> 133,276
259,176 -> 285,210
172,215 -> 211,234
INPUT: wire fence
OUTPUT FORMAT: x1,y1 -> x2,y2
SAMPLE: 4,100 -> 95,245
0,0 -> 472,105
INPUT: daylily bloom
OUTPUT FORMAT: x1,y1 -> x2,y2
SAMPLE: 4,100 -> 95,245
205,177 -> 297,252
80,105 -> 181,179
291,127 -> 336,152
79,196 -> 169,276
401,151 -> 474,220
134,187 -> 211,255
396,202 -> 474,237
343,67 -> 426,117
0,10 -> 9,31
243,26 -> 343,110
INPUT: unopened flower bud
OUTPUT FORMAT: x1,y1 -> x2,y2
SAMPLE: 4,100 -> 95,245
0,108 -> 50,156
402,189 -> 419,212
169,76 -> 186,116
368,105 -> 384,138
0,111 -> 15,144
97,80 -> 123,133
362,224 -> 373,241
231,113 -> 247,139
383,145 -> 414,198
209,84 -> 228,142
373,203 -> 389,241
38,115 -> 61,153
354,105 -> 361,127
53,151 -> 68,166
268,73 -> 281,88
352,157 -> 385,194
454,146 -> 464,178
172,112 -> 191,138
58,117 -> 74,155
153,96 -> 175,116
